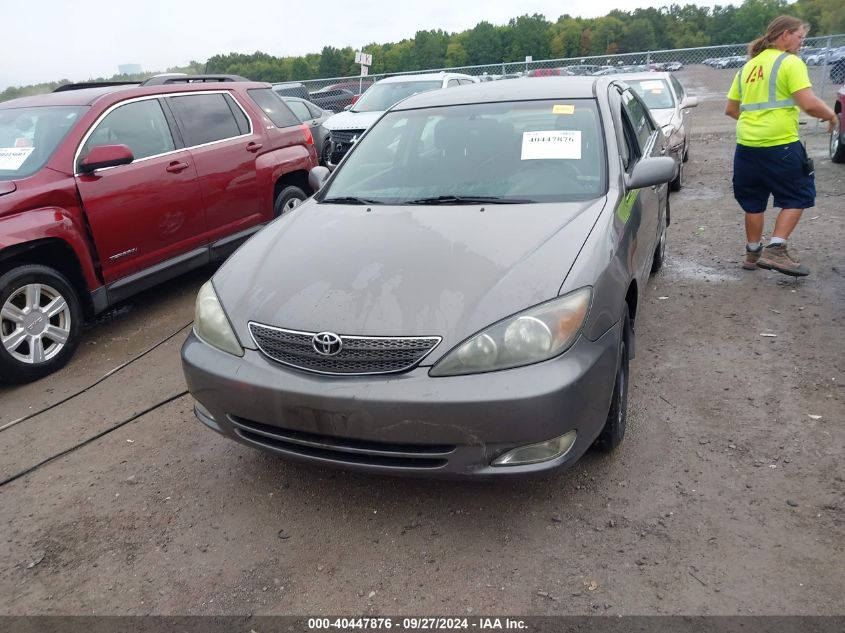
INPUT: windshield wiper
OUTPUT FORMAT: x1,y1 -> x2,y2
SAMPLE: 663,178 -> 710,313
405,195 -> 533,205
320,196 -> 382,205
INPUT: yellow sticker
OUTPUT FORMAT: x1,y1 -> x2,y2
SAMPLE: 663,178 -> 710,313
553,105 -> 575,114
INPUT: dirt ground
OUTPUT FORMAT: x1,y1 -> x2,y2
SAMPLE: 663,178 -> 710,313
0,66 -> 843,618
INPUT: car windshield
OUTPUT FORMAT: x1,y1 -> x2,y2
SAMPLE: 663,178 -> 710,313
321,99 -> 606,204
0,106 -> 85,180
627,79 -> 675,109
352,80 -> 441,113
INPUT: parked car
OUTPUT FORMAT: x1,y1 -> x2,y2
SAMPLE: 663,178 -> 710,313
566,65 -> 603,76
181,76 -> 675,477
612,72 -> 697,190
714,56 -> 747,69
664,61 -> 684,71
322,72 -> 478,167
527,67 -> 572,77
319,81 -> 374,106
271,81 -> 311,101
308,87 -> 357,113
0,75 -> 319,383
829,47 -> 845,84
831,82 -> 845,163
281,96 -> 333,165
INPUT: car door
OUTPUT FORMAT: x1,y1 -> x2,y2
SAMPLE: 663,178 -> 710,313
619,88 -> 662,283
74,97 -> 206,284
285,99 -> 321,141
166,92 -> 262,243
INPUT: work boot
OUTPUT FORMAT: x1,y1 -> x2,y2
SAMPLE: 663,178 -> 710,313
757,243 -> 809,277
743,245 -> 762,270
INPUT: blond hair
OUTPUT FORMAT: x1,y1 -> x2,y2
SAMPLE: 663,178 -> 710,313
748,15 -> 808,57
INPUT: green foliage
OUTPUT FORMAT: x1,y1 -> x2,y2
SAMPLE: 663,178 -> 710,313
2,0 -> 842,100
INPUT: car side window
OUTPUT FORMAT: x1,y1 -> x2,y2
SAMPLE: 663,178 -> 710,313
447,79 -> 460,88
305,103 -> 323,118
224,94 -> 251,135
286,100 -> 313,122
168,93 -> 243,147
458,79 -> 474,85
621,89 -> 653,150
247,89 -> 301,128
80,99 -> 175,164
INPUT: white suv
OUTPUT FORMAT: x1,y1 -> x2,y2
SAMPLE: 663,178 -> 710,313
322,72 -> 478,167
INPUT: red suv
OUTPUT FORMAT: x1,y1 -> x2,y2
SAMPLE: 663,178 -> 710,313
0,75 -> 319,383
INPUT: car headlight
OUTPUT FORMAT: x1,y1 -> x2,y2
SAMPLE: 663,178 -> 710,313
193,281 -> 243,356
430,287 -> 591,376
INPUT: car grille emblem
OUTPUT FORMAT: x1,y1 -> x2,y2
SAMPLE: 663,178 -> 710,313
312,331 -> 343,356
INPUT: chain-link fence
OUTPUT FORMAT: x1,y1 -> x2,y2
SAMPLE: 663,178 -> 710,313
288,34 -> 845,113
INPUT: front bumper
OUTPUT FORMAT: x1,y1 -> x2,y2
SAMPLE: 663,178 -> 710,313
181,322 -> 622,478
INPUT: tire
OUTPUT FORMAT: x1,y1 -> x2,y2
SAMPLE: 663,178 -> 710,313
0,265 -> 83,384
273,185 -> 307,218
320,140 -> 332,166
592,304 -> 631,452
682,142 -> 690,163
831,115 -> 845,164
670,158 -> 683,192
651,197 -> 668,273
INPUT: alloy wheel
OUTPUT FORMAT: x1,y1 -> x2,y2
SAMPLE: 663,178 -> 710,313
1,282 -> 72,364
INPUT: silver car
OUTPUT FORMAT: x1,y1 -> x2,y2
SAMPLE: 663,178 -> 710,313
181,77 -> 675,478
608,72 -> 698,191
281,96 -> 333,166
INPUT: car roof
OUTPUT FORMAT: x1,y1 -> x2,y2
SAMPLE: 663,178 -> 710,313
375,72 -> 476,85
392,76 -> 602,110
1,81 -> 272,109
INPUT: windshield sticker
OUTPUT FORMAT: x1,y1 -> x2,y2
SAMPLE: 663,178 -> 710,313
553,105 -> 576,114
521,131 -> 582,160
0,147 -> 34,170
641,80 -> 664,91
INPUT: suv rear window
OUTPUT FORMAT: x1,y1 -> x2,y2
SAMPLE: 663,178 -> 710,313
248,89 -> 300,128
0,106 -> 85,180
168,93 -> 246,146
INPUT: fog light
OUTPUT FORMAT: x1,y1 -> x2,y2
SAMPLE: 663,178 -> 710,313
194,399 -> 215,421
492,431 -> 577,467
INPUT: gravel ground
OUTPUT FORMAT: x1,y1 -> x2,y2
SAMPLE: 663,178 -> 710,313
0,66 -> 842,617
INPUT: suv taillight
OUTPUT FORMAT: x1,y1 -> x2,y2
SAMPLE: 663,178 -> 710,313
301,124 -> 314,145
351,95 -> 360,105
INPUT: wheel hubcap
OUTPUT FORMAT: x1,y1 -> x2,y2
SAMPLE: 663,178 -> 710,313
1,282 -> 71,364
832,120 -> 841,156
284,198 -> 302,213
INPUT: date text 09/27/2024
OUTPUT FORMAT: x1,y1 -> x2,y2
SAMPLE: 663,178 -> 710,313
307,617 -> 528,630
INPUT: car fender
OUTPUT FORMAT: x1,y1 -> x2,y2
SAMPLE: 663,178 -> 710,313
253,140 -> 316,217
0,206 -> 103,294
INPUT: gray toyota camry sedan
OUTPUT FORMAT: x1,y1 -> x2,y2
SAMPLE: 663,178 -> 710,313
181,77 -> 675,477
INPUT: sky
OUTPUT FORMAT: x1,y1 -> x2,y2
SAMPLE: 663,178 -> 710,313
1,0 -> 725,89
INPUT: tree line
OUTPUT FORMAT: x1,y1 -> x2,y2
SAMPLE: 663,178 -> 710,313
2,0 -> 843,101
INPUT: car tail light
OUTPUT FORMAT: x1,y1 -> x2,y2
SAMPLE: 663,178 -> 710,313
301,124 -> 314,145
351,95 -> 360,105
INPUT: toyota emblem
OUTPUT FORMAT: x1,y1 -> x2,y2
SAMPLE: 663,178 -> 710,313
312,331 -> 343,356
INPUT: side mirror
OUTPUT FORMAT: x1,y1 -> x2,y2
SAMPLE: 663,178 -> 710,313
626,157 -> 676,190
681,96 -> 699,109
308,166 -> 331,191
79,144 -> 134,173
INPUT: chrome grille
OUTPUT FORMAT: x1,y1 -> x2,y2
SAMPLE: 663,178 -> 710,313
330,129 -> 365,144
249,323 -> 440,375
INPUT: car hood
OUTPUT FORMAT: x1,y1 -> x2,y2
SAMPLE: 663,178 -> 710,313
214,198 -> 607,363
322,110 -> 383,131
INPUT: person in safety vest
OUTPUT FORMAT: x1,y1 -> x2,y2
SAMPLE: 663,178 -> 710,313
725,15 -> 836,277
